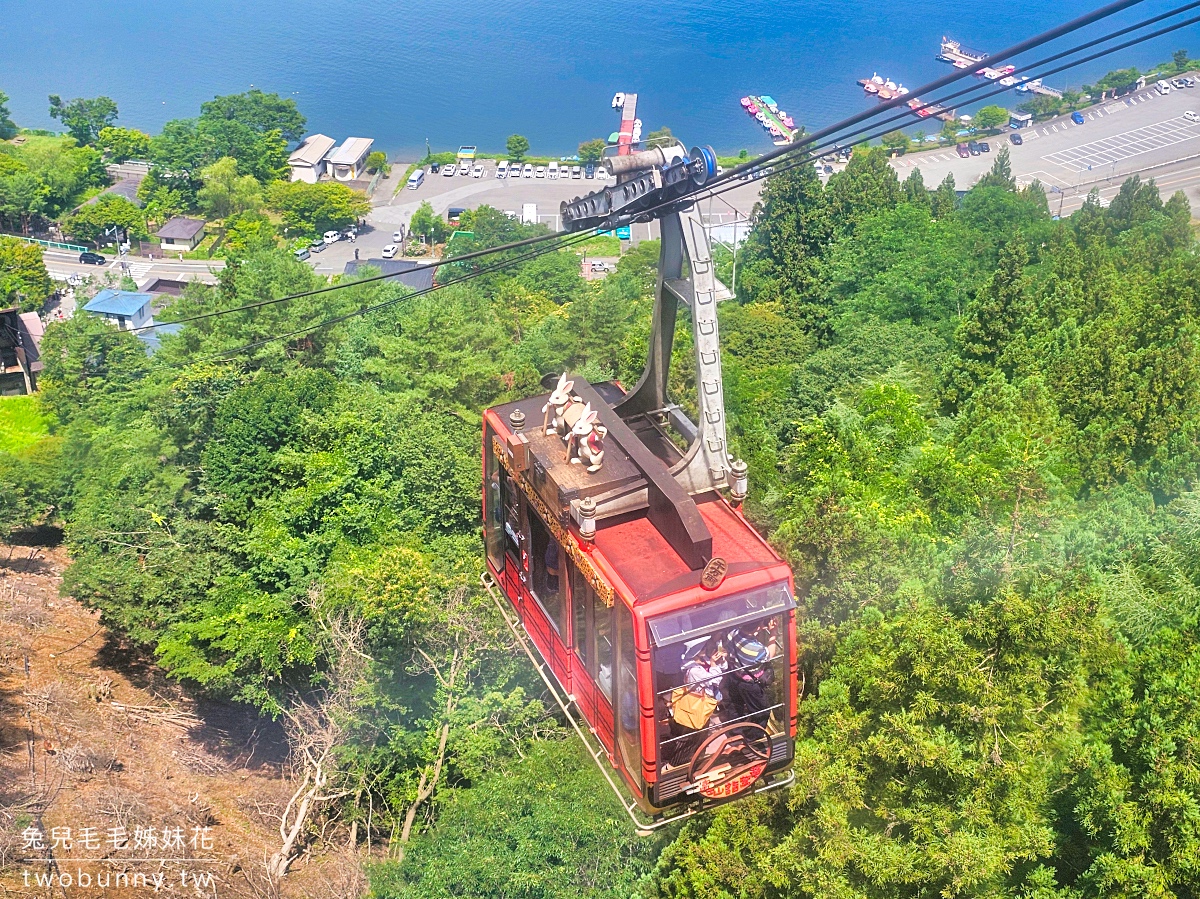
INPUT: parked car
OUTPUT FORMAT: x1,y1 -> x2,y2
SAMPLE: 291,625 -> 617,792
1173,79 -> 1188,90
430,162 -> 441,173
595,167 -> 610,180
443,163 -> 457,176
979,142 -> 991,153
584,163 -> 596,179
393,230 -> 404,242
956,143 -> 971,158
308,240 -> 326,254
1010,132 -> 1024,145
381,244 -> 398,259
79,251 -> 106,265
522,163 -> 534,178
1185,110 -> 1199,122
323,230 -> 341,245
535,165 -> 546,178
589,261 -> 613,273
293,247 -> 310,261
1071,111 -> 1086,125
967,141 -> 981,156
472,164 -> 484,178
571,165 -> 582,179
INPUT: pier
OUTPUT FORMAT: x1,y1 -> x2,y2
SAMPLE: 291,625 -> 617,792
617,93 -> 638,155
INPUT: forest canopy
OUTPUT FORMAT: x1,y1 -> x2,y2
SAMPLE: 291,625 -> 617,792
5,145 -> 1199,897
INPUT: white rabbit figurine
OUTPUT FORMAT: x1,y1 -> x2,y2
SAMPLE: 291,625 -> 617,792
578,423 -> 607,473
541,373 -> 575,435
566,404 -> 598,463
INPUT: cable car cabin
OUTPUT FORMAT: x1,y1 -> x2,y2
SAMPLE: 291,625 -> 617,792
482,376 -> 797,819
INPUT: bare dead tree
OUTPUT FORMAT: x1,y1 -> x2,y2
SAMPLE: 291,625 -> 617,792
265,595 -> 369,884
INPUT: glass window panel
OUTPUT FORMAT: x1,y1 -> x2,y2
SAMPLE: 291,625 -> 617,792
529,513 -> 567,635
571,565 -> 590,670
616,604 -> 643,788
484,430 -> 504,571
647,582 -> 793,648
596,602 -> 613,702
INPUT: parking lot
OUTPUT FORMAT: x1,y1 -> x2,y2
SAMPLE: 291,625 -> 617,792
892,77 -> 1200,196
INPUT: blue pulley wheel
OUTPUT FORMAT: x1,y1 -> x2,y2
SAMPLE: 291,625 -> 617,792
689,146 -> 717,186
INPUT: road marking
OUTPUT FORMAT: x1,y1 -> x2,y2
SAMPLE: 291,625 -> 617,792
1042,117 -> 1200,170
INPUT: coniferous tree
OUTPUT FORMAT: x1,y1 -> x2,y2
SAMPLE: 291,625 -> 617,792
977,146 -> 1017,191
902,167 -> 930,208
931,172 -> 957,218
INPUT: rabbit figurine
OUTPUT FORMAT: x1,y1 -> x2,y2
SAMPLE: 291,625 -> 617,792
578,423 -> 607,472
541,373 -> 575,435
566,404 -> 598,463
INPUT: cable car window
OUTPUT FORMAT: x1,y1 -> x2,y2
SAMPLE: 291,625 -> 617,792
484,429 -> 504,571
572,565 -> 590,670
528,512 -> 566,635
647,582 -> 794,648
596,598 -> 613,702
650,590 -> 790,796
615,603 -> 643,789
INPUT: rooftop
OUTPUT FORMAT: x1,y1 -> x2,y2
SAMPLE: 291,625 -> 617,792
84,289 -> 153,317
327,137 -> 374,165
342,259 -> 434,290
288,133 -> 336,167
155,216 -> 206,240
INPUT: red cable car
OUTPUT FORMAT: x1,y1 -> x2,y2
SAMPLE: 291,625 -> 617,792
481,171 -> 797,828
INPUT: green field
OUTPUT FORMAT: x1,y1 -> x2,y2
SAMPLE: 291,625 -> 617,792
0,395 -> 52,454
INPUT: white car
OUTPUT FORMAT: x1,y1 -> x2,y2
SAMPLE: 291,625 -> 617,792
381,244 -> 398,259
393,230 -> 403,242
323,230 -> 341,245
595,167 -> 610,180
522,163 -> 534,178
1185,110 -> 1199,122
535,165 -> 546,178
472,164 -> 484,178
443,163 -> 457,177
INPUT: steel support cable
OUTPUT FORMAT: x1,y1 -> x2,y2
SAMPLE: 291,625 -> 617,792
736,0 -> 1200,179
679,8 -> 1200,214
138,1 -> 1180,339
706,0 -> 1152,191
132,226 -> 589,333
204,228 -> 602,359
196,0 -> 1196,361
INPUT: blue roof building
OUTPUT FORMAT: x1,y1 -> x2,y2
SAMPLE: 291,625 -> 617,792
83,290 -> 154,331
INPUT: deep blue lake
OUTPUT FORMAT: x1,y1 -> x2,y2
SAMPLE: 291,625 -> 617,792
1,1 -> 1193,157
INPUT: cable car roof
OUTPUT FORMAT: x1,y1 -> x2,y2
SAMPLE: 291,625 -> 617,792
592,497 -> 787,604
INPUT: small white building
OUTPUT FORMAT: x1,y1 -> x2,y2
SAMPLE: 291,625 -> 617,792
327,137 -> 374,182
288,133 -> 337,183
156,216 -> 206,251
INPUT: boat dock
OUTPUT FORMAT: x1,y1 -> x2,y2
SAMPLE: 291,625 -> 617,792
617,93 -> 638,155
937,36 -> 1061,96
857,74 -> 954,121
739,95 -> 797,145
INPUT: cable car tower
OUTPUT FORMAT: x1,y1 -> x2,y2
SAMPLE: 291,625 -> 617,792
482,139 -> 797,830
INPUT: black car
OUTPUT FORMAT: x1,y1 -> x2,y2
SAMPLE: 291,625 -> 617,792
1010,132 -> 1024,145
979,142 -> 991,153
430,162 -> 441,173
967,141 -> 981,155
79,251 -> 106,265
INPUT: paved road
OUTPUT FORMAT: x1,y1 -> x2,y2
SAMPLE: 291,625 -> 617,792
42,248 -> 223,287
891,82 -> 1200,211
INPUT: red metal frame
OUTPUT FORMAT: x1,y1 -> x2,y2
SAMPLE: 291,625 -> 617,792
483,409 -> 797,813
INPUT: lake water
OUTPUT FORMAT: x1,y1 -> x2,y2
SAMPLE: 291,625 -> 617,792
1,0 -> 1192,157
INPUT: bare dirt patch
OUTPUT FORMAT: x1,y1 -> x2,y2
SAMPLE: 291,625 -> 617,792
0,547 -> 366,898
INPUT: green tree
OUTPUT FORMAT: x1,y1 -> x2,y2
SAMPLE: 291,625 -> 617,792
646,125 -> 674,145
506,134 -> 530,162
0,157 -> 46,233
577,139 -> 606,164
150,117 -> 289,198
47,94 -> 118,145
196,156 -> 263,220
977,145 -> 1017,191
365,150 -> 389,174
264,179 -> 369,237
880,130 -> 910,152
199,89 -> 307,142
902,167 -> 929,207
0,90 -> 17,140
973,104 -> 1009,130
62,193 -> 147,245
96,126 -> 150,163
0,236 -> 54,309
1172,48 -> 1190,72
408,201 -> 447,243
